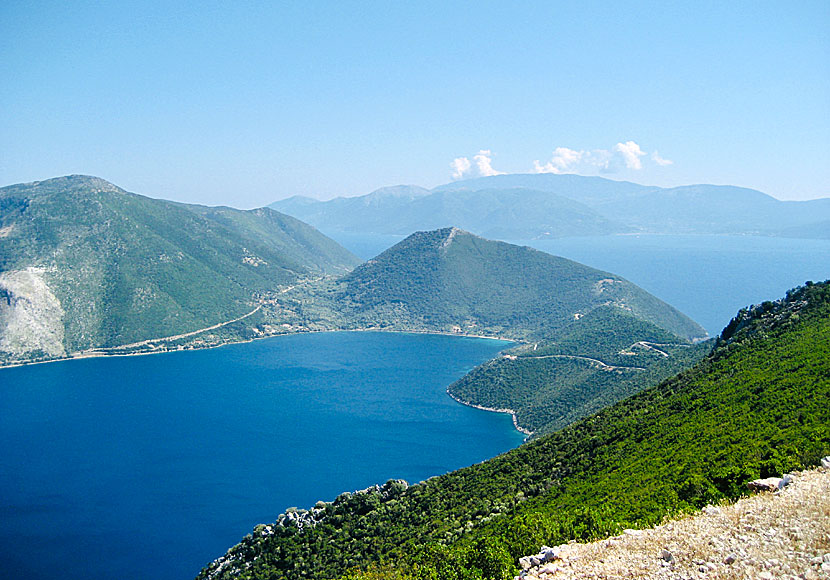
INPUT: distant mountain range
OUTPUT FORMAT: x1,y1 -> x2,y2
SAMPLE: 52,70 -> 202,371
271,173 -> 830,239
0,175 -> 360,363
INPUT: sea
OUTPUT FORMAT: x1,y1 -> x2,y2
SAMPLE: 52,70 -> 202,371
3,232 -> 829,579
0,332 -> 521,580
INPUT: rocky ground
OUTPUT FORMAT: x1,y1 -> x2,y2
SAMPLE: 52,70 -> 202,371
517,463 -> 830,580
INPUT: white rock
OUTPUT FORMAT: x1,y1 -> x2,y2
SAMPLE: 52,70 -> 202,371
821,456 -> 830,468
747,477 -> 782,492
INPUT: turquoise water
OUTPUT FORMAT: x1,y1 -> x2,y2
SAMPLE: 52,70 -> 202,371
329,232 -> 830,336
0,332 -> 521,580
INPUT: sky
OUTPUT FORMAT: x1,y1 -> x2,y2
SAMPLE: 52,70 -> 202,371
1,1 -> 828,208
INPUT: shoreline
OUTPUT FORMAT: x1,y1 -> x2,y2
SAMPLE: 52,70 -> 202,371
0,325 -> 519,371
2,324 -> 531,438
446,390 -> 533,437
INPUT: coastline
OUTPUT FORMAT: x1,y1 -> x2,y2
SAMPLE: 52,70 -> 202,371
446,389 -> 533,437
0,325 -> 519,371
1,323 -> 530,438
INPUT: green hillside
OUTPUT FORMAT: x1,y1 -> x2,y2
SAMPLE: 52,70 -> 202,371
0,176 -> 360,364
449,307 -> 712,435
198,281 -> 830,580
249,229 -> 710,440
331,228 -> 705,341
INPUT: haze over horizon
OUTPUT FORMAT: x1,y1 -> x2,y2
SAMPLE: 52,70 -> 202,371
2,1 -> 828,208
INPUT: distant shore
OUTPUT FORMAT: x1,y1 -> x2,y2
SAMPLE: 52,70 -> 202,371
0,324 -> 519,371
1,325 -> 531,439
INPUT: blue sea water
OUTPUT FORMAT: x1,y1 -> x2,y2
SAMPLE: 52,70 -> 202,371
329,232 -> 830,336
515,235 -> 830,336
0,332 -> 521,580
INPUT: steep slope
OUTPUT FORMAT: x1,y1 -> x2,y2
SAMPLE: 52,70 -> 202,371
198,281 -> 830,580
331,228 -> 705,341
271,173 -> 830,239
449,307 -> 712,435
0,175 -> 360,364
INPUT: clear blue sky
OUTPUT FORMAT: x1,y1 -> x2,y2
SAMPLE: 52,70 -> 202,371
2,1 -> 828,207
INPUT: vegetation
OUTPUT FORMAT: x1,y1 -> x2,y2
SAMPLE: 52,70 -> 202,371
327,228 -> 705,341
0,175 -> 360,363
449,306 -> 712,435
1,178 -> 709,455
198,281 -> 830,580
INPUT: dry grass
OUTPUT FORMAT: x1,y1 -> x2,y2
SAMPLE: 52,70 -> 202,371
519,466 -> 830,580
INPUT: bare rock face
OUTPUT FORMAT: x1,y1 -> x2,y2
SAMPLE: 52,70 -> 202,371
515,466 -> 830,580
746,477 -> 782,492
0,268 -> 66,358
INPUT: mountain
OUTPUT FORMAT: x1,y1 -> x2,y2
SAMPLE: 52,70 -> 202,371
271,183 -> 629,239
270,173 -> 830,239
198,280 -> 830,580
329,227 -> 705,341
0,175 -> 360,364
249,227 -> 709,437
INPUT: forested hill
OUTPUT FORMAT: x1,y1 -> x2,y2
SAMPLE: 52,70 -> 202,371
333,227 -> 705,341
198,280 -> 830,580
0,175 -> 360,364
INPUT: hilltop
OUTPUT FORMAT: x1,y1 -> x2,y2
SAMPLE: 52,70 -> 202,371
197,279 -> 829,579
0,175 -> 360,365
271,173 -> 830,239
327,228 -> 704,341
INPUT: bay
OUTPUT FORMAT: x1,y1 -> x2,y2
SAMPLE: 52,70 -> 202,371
0,331 -> 521,580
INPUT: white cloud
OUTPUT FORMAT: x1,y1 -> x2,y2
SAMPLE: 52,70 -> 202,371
473,150 -> 505,177
614,141 -> 646,170
450,157 -> 472,179
534,141 -> 669,175
533,147 -> 584,174
450,150 -> 505,179
452,142 -> 672,180
651,150 -> 674,166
